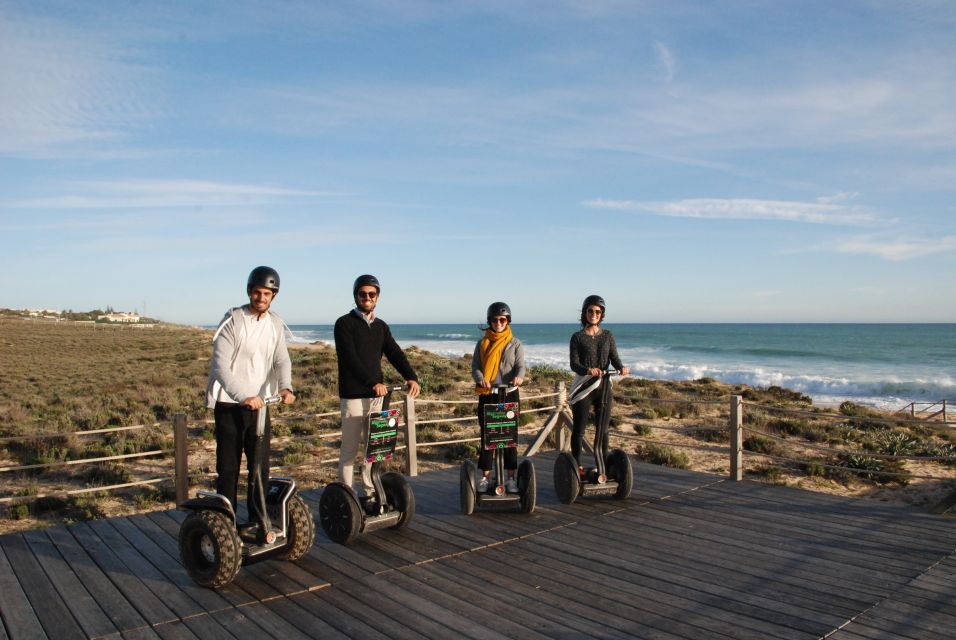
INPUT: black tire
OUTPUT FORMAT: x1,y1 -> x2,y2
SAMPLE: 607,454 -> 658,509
554,452 -> 580,504
607,449 -> 633,500
179,510 -> 242,589
460,460 -> 476,515
278,494 -> 315,561
319,483 -> 362,545
517,459 -> 536,514
381,471 -> 415,529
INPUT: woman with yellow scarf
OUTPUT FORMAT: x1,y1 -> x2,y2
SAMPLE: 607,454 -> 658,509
471,302 -> 526,493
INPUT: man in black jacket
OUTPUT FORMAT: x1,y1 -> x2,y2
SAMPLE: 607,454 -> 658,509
334,274 -> 420,494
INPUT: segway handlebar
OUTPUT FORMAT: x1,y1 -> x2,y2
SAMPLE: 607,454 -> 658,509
488,384 -> 519,394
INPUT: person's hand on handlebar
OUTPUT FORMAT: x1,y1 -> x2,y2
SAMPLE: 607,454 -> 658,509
279,388 -> 296,405
619,367 -> 630,376
478,379 -> 491,390
588,367 -> 603,377
372,383 -> 389,397
513,376 -> 524,387
405,379 -> 420,398
241,396 -> 264,410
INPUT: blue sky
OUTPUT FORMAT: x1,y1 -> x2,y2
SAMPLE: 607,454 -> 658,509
2,1 -> 954,325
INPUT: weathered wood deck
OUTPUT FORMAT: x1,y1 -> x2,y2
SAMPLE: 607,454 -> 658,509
2,454 -> 956,639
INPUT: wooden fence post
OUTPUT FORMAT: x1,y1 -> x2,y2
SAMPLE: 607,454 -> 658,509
730,395 -> 743,481
174,414 -> 188,505
557,381 -> 569,452
403,394 -> 418,477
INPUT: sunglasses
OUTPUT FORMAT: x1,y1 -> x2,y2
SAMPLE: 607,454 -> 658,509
357,290 -> 378,299
490,317 -> 509,325
586,308 -> 603,315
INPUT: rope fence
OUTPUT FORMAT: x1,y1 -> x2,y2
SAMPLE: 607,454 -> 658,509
2,380 -> 953,509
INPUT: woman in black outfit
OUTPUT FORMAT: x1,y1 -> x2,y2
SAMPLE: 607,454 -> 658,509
569,295 -> 630,475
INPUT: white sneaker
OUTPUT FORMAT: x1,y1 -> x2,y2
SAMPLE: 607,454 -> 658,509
505,478 -> 518,493
477,476 -> 489,492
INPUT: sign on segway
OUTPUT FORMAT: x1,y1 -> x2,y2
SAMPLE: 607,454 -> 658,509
365,408 -> 401,462
482,402 -> 518,450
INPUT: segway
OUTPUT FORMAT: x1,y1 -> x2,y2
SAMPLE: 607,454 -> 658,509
460,385 -> 536,514
319,386 -> 415,544
179,396 -> 316,589
554,371 -> 633,504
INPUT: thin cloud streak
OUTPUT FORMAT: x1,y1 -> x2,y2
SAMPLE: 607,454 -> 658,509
13,180 -> 344,209
583,197 -> 883,226
836,235 -> 956,261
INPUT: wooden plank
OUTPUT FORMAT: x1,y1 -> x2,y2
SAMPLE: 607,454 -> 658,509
106,517 -> 237,617
21,529 -> 118,638
257,596 -> 354,640
86,519 -> 209,621
352,570 -> 511,640
608,501 -> 903,596
393,565 -> 568,640
46,526 -> 155,634
445,551 -> 670,639
298,581 -> 430,640
0,543 -> 45,639
69,521 -> 180,627
0,533 -> 87,639
476,538 -> 815,639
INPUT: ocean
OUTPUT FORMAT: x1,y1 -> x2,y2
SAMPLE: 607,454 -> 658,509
287,323 -> 955,411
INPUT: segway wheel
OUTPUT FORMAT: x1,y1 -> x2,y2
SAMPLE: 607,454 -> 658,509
179,510 -> 242,589
278,494 -> 316,561
319,483 -> 362,545
460,460 -> 476,515
381,471 -> 415,529
554,452 -> 580,504
607,448 -> 633,500
517,459 -> 536,514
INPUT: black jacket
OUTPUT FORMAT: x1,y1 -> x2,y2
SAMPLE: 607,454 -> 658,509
334,311 -> 418,399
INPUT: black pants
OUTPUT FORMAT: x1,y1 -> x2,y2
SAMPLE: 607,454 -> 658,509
214,401 -> 271,527
477,390 -> 519,472
570,391 -> 608,467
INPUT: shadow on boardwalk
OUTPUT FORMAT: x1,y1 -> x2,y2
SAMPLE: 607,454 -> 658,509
2,454 -> 956,639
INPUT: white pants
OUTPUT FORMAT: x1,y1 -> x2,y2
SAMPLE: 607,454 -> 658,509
338,397 -> 383,494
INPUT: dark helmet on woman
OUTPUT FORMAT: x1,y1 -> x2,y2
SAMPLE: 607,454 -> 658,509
486,301 -> 512,323
580,294 -> 606,325
247,266 -> 280,294
352,274 -> 381,295
582,294 -> 605,313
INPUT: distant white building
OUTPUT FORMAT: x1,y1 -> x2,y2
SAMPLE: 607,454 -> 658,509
98,312 -> 141,323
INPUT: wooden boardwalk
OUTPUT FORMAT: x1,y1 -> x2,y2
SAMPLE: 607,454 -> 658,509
2,454 -> 956,639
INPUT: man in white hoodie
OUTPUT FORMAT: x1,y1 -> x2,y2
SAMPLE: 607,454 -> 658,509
206,266 -> 295,542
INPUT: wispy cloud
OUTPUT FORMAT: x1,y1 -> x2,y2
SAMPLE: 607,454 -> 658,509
0,12 -> 161,156
583,197 -> 883,226
13,179 -> 343,209
653,41 -> 676,83
835,235 -> 956,261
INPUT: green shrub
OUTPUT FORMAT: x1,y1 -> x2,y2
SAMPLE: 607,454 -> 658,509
743,435 -> 781,456
637,444 -> 690,469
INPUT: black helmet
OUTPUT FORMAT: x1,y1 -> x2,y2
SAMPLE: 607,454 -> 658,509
486,301 -> 511,323
247,266 -> 280,293
582,294 -> 605,313
352,274 -> 381,295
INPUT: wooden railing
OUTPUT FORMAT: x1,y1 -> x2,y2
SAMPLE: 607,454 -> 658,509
4,383 -> 956,511
896,400 -> 949,423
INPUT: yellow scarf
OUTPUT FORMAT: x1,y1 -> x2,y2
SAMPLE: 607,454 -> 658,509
475,326 -> 512,395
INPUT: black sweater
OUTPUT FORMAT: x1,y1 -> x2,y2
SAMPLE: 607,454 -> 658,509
334,311 -> 418,399
569,329 -> 624,375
